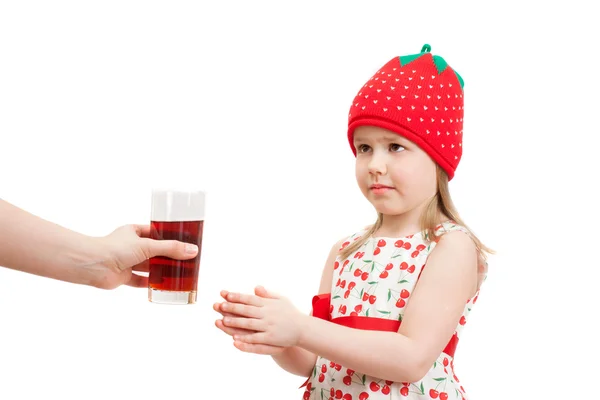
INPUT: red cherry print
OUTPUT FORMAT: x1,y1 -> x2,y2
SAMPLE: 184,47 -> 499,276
334,363 -> 342,371
400,262 -> 408,270
322,364 -> 327,373
347,368 -> 355,376
403,242 -> 411,250
336,279 -> 341,287
334,261 -> 340,270
379,271 -> 388,279
416,244 -> 426,251
443,358 -> 449,367
341,241 -> 350,249
303,391 -> 310,400
400,386 -> 409,396
343,260 -> 350,267
354,269 -> 363,277
361,272 -> 369,281
396,298 -> 406,308
377,239 -> 386,247
369,381 -> 380,392
357,251 -> 365,259
348,281 -> 356,290
440,393 -> 448,400
373,247 -> 381,255
400,289 -> 410,298
382,385 -> 390,395
407,265 -> 416,273
354,304 -> 362,313
429,389 -> 439,398
340,280 -> 346,289
394,240 -> 404,248
336,390 -> 343,399
319,373 -> 325,383
339,305 -> 347,314
350,311 -> 358,316
344,290 -> 351,299
385,263 -> 394,270
368,295 -> 376,304
331,388 -> 335,396
330,361 -> 335,368
385,381 -> 393,385
362,292 -> 369,301
359,393 -> 369,400
473,294 -> 478,303
460,316 -> 466,325
342,394 -> 352,400
411,250 -> 420,258
307,383 -> 312,391
343,376 -> 352,386
329,304 -> 333,314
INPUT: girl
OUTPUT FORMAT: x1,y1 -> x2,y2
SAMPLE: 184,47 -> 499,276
214,44 -> 491,400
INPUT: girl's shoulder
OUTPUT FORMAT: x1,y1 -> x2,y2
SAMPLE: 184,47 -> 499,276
432,220 -> 472,238
331,225 -> 372,254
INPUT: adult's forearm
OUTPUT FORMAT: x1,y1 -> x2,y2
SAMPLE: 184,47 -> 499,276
0,200 -> 102,285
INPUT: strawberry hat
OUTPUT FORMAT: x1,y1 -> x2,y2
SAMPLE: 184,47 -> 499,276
347,44 -> 465,180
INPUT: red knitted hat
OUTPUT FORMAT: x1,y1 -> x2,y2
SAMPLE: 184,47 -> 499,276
348,44 -> 465,180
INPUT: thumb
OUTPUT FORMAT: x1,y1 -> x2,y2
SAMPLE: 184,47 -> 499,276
143,238 -> 199,260
255,285 -> 278,299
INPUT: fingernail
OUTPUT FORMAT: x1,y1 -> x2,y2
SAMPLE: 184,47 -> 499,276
185,244 -> 198,254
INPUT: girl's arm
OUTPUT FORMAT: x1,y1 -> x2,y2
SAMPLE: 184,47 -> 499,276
226,231 -> 478,383
269,239 -> 342,377
295,231 -> 478,383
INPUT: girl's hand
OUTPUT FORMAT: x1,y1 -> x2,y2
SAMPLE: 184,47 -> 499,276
215,286 -> 307,351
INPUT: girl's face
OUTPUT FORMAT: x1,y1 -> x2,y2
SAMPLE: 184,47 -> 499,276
354,126 -> 438,218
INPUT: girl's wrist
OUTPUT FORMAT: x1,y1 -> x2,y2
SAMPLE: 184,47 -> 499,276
296,313 -> 314,348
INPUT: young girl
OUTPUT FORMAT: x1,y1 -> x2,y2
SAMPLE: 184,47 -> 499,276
214,44 -> 491,400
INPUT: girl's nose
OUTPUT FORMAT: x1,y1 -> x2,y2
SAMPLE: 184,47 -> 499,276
368,153 -> 387,176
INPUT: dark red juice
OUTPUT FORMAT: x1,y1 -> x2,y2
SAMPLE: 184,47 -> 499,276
148,220 -> 204,292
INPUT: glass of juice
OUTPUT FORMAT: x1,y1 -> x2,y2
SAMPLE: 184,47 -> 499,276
148,189 -> 206,305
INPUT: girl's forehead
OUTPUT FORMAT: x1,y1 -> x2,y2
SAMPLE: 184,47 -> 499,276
354,127 -> 406,142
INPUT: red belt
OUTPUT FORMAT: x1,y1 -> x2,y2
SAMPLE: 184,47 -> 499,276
300,293 -> 458,388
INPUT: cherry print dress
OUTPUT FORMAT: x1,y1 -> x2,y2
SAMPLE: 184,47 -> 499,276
302,221 -> 486,400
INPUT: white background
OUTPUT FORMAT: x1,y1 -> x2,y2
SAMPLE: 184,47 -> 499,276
1,1 -> 598,399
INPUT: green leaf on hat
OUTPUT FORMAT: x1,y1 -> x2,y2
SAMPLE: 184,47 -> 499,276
432,55 -> 448,74
398,53 -> 425,67
454,70 -> 465,88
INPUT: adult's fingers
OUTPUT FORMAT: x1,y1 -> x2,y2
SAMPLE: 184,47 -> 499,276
141,238 -> 198,260
126,273 -> 148,288
132,259 -> 149,273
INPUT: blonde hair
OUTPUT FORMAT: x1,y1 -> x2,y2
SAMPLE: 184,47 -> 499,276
339,165 -> 494,261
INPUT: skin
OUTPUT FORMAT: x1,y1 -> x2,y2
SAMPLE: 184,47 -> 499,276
214,126 -> 478,382
0,199 -> 198,289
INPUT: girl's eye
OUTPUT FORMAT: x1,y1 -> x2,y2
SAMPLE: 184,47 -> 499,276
390,143 -> 405,152
357,144 -> 371,153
